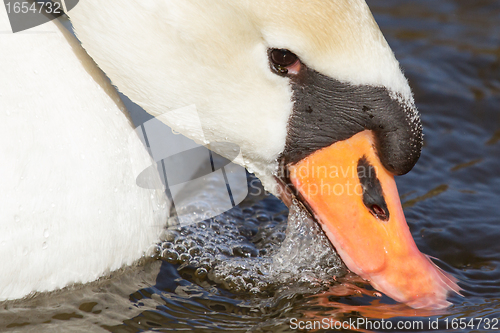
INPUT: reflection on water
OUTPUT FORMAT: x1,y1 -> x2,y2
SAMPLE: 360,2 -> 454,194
2,0 -> 500,331
402,184 -> 449,209
486,129 -> 500,145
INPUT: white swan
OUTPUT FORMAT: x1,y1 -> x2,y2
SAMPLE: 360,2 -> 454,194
1,0 -> 459,309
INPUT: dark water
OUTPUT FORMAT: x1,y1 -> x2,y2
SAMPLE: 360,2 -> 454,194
2,0 -> 500,332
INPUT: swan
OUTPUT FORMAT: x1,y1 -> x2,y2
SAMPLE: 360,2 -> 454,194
0,0 -> 459,309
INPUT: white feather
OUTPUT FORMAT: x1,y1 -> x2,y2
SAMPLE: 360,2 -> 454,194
0,5 -> 168,301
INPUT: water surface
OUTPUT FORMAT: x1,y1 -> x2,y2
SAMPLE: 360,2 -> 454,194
1,0 -> 500,332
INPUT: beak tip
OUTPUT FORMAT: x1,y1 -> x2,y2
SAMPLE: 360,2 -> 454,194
371,254 -> 461,310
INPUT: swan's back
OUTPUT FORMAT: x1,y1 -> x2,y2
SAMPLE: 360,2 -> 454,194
0,6 -> 167,301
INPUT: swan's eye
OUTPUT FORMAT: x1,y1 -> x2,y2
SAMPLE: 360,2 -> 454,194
270,49 -> 297,66
269,49 -> 300,75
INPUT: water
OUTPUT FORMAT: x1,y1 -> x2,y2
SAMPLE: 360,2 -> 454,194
157,192 -> 344,298
2,0 -> 500,331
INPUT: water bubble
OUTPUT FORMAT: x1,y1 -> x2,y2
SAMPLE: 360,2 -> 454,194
195,267 -> 208,279
174,236 -> 186,245
242,207 -> 254,215
232,244 -> 259,258
269,231 -> 286,244
184,239 -> 196,249
197,221 -> 208,229
189,246 -> 203,256
238,224 -> 258,238
211,224 -> 221,233
191,235 -> 205,246
146,245 -> 161,258
174,244 -> 187,254
255,213 -> 270,222
160,229 -> 179,242
179,253 -> 191,263
162,249 -> 179,264
155,174 -> 344,296
217,245 -> 232,256
250,287 -> 260,294
161,242 -> 173,249
200,256 -> 212,267
204,245 -> 217,255
189,259 -> 200,267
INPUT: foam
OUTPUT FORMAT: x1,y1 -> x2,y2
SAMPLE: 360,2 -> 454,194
156,173 -> 346,296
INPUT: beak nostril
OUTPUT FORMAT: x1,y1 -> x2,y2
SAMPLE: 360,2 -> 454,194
358,156 -> 390,221
370,204 -> 388,221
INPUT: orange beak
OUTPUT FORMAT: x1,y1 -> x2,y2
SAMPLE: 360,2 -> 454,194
288,130 -> 460,309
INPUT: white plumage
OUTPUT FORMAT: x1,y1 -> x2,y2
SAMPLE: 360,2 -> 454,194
0,5 -> 168,301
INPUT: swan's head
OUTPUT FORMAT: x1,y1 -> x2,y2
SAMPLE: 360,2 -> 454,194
69,0 -> 459,309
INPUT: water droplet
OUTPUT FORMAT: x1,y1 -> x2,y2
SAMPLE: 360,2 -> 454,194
43,229 -> 49,238
42,242 -> 48,250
